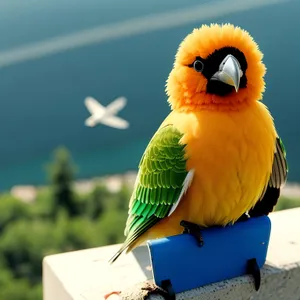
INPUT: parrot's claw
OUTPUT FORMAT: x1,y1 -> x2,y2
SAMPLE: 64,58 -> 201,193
180,220 -> 204,247
140,281 -> 175,300
161,279 -> 176,300
247,258 -> 261,291
237,213 -> 250,222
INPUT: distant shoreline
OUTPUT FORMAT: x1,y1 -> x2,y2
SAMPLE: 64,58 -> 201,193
9,171 -> 138,203
8,171 -> 300,203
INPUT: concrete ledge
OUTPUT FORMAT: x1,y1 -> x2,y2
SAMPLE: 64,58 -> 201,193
43,208 -> 300,300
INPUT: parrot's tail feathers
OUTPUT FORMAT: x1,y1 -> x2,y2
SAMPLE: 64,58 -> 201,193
108,247 -> 125,264
108,242 -> 136,264
108,216 -> 159,264
108,234 -> 141,264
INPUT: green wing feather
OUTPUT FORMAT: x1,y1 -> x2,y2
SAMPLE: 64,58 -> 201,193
249,136 -> 288,217
109,124 -> 188,263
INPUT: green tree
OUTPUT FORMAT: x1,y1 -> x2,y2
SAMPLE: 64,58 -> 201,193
98,209 -> 128,245
114,182 -> 131,211
85,184 -> 109,220
0,193 -> 31,233
275,196 -> 300,211
0,146 -> 139,300
47,146 -> 78,217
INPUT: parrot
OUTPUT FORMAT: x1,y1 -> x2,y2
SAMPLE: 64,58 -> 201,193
105,23 -> 288,298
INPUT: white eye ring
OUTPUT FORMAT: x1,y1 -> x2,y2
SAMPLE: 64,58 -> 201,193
193,60 -> 204,72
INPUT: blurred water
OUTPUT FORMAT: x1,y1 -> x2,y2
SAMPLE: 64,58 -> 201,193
0,0 -> 298,190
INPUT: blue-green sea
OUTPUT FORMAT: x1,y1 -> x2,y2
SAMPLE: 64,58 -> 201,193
0,0 -> 299,191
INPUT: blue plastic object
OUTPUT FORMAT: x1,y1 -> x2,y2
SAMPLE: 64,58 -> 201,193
147,216 -> 271,294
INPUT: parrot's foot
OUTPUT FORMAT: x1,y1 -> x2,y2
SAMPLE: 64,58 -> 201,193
142,280 -> 175,300
237,213 -> 250,222
180,220 -> 204,247
119,281 -> 175,300
103,281 -> 175,300
247,258 -> 261,291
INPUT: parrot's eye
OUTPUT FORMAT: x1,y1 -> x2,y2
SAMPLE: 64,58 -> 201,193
192,59 -> 204,72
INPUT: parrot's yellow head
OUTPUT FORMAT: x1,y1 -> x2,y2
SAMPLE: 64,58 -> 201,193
166,23 -> 266,111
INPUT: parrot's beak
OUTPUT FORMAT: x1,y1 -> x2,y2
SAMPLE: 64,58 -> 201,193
210,54 -> 242,92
